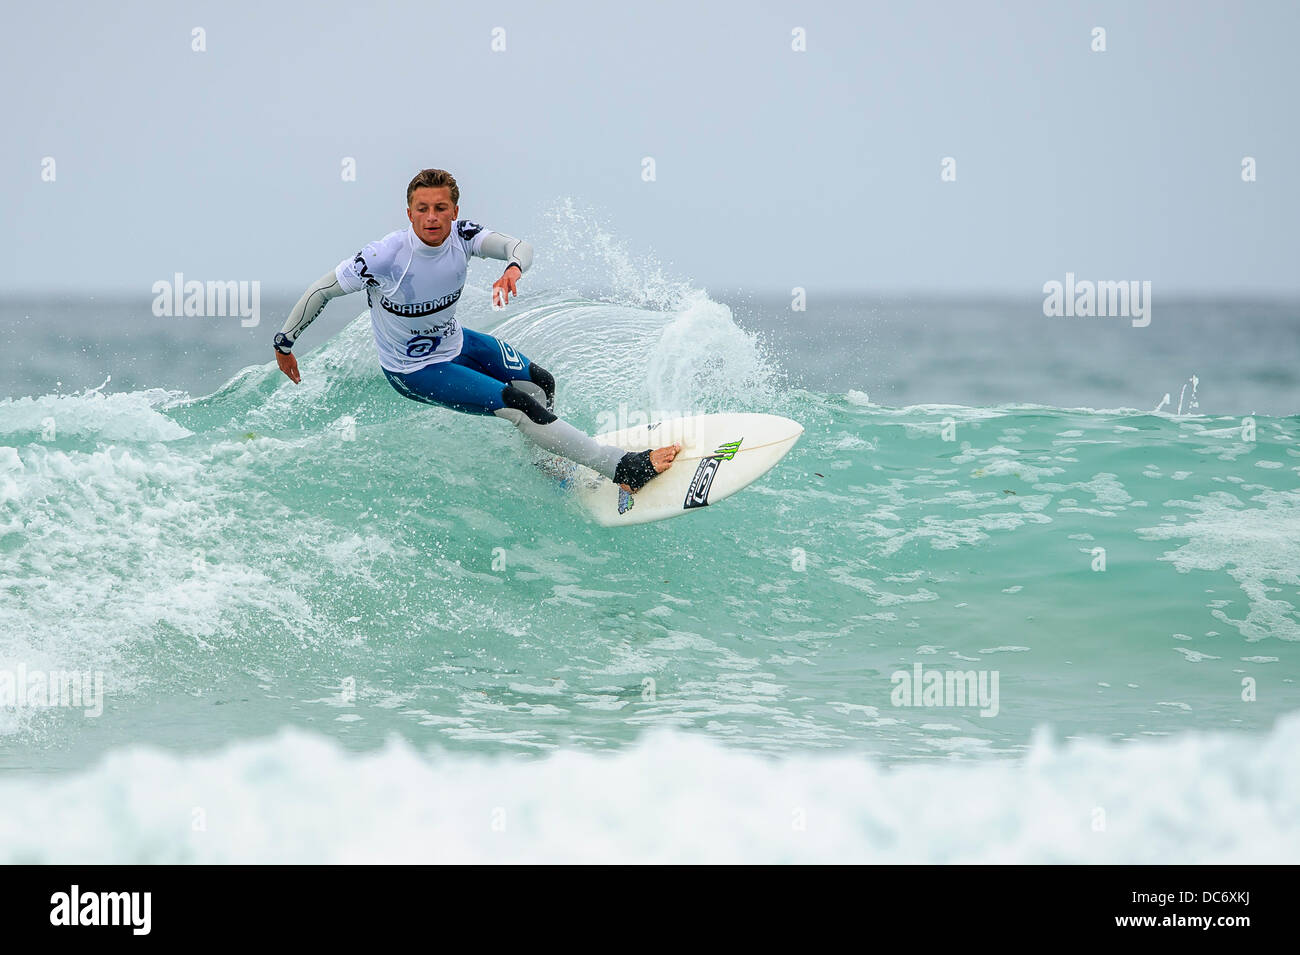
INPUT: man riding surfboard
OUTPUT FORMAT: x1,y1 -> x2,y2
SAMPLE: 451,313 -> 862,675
272,168 -> 681,493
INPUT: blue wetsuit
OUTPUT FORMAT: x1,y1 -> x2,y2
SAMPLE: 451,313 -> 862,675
383,326 -> 536,415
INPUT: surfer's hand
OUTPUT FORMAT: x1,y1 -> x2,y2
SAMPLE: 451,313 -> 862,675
276,350 -> 301,384
492,266 -> 521,309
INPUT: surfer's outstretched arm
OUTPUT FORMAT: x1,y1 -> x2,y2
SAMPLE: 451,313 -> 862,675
478,232 -> 533,308
272,270 -> 351,383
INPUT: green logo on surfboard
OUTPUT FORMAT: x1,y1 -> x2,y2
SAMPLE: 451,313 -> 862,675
713,439 -> 743,460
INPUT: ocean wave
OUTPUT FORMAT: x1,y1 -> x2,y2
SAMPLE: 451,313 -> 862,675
2,289 -> 1298,757
1,716 -> 1296,863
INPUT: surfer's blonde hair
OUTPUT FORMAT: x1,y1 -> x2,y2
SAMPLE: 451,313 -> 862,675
407,168 -> 460,206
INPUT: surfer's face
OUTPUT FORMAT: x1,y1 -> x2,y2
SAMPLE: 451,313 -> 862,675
407,187 -> 458,246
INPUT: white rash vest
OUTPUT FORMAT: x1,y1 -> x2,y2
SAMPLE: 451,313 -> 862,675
329,220 -> 526,373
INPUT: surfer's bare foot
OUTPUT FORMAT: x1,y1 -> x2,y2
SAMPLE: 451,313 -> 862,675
618,443 -> 683,493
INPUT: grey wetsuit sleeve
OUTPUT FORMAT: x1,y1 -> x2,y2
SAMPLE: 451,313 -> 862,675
279,270 -> 350,345
477,232 -> 534,274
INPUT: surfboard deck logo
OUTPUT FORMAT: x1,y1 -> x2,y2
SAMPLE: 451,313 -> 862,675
684,439 -> 742,509
712,440 -> 742,461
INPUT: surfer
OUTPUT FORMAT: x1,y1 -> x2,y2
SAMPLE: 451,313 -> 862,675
272,168 -> 680,493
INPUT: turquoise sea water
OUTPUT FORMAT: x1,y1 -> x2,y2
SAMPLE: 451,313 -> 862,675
1,277 -> 1298,861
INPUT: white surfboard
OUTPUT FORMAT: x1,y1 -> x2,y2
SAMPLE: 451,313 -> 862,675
543,412 -> 803,527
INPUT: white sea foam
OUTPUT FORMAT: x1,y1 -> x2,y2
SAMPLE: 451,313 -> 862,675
0,390 -> 191,442
1,716 -> 1296,863
1138,487 -> 1300,642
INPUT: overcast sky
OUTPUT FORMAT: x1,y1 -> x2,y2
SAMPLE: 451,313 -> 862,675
2,0 -> 1296,296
